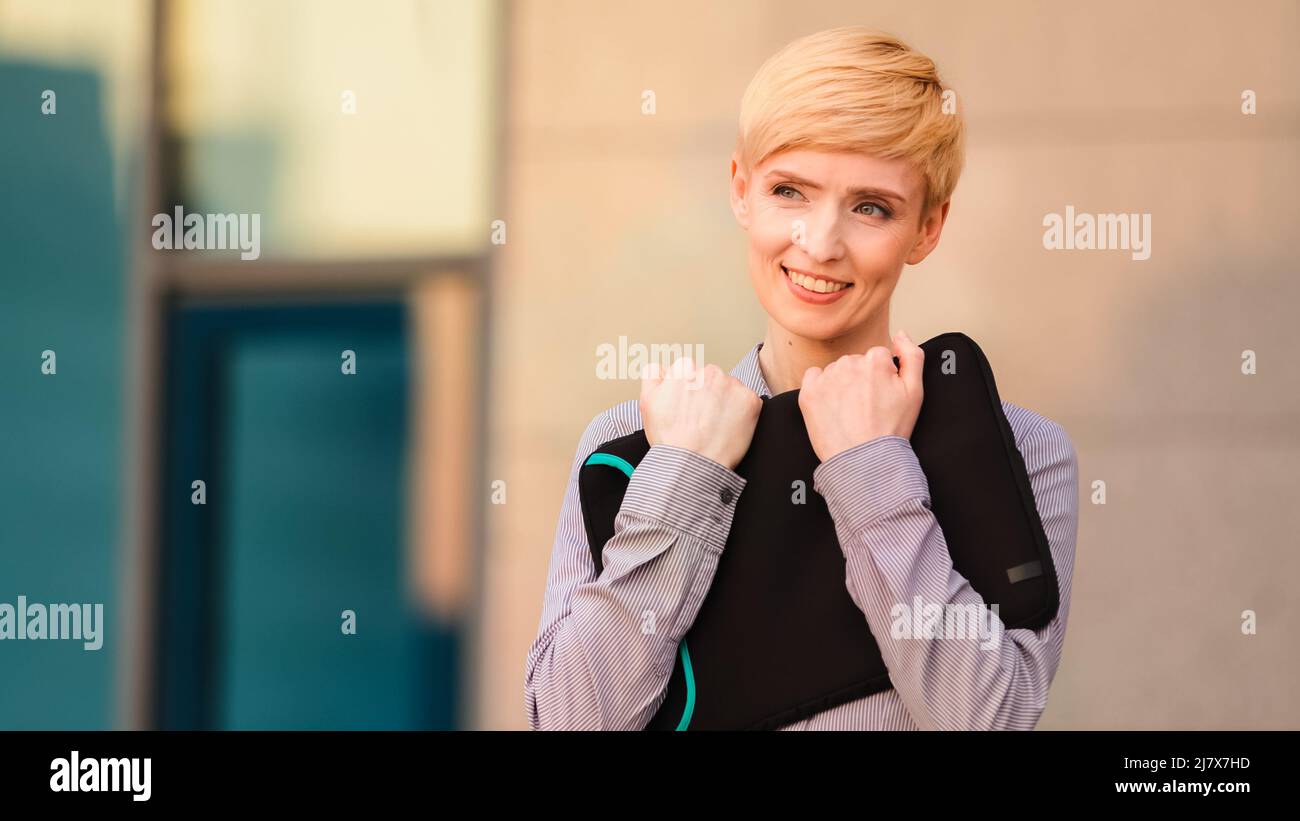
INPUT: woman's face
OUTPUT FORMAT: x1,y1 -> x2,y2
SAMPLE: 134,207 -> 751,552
730,148 -> 949,343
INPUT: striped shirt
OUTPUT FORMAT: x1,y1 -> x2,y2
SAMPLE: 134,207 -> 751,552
525,342 -> 1079,730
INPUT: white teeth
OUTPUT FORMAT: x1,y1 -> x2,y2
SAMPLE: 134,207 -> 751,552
784,267 -> 847,294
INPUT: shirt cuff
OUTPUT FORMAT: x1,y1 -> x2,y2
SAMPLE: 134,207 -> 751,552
812,435 -> 931,532
617,444 -> 747,550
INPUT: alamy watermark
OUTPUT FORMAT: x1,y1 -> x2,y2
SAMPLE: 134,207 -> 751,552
151,205 -> 261,260
0,595 -> 103,650
595,336 -> 706,381
890,595 -> 1002,652
51,751 -> 150,802
1042,205 -> 1151,261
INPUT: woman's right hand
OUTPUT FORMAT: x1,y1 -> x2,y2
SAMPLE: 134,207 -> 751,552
639,356 -> 762,470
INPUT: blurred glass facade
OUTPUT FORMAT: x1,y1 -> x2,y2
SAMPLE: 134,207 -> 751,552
164,0 -> 499,260
0,1 -> 147,730
0,0 -> 496,729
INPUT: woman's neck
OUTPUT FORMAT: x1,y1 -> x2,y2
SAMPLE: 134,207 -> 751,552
758,316 -> 895,395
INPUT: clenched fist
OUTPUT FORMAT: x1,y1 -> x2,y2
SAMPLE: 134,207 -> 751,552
798,330 -> 925,463
640,356 -> 762,471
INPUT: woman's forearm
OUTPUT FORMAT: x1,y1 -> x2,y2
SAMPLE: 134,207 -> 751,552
525,418 -> 747,730
812,421 -> 1079,730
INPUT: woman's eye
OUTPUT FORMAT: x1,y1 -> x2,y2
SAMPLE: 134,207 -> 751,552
773,184 -> 802,200
856,202 -> 891,218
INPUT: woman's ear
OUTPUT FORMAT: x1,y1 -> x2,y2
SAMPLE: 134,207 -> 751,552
729,153 -> 751,230
905,199 -> 951,265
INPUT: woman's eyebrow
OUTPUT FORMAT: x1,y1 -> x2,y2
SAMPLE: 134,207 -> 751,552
766,169 -> 905,204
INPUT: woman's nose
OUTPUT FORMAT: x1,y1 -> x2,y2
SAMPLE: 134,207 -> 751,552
797,209 -> 846,262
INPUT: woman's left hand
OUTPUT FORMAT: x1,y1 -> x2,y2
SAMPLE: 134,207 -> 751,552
798,330 -> 925,462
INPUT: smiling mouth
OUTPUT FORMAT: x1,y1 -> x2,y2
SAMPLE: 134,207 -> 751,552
782,265 -> 853,294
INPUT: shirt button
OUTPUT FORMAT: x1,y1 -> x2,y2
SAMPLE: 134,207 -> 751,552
719,487 -> 734,505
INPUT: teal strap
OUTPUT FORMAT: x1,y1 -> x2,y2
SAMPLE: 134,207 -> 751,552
675,642 -> 696,731
584,451 -> 634,478
584,449 -> 697,731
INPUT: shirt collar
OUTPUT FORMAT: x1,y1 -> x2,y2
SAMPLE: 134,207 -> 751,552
729,341 -> 773,398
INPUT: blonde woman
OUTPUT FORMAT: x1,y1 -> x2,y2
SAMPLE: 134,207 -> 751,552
526,26 -> 1078,730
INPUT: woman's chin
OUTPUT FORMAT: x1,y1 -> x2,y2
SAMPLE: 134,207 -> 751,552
771,311 -> 852,343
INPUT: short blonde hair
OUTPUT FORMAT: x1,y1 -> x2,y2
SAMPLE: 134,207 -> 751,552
736,26 -> 965,211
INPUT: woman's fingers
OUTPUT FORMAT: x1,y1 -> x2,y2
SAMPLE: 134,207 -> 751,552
893,329 -> 925,396
640,360 -> 665,404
